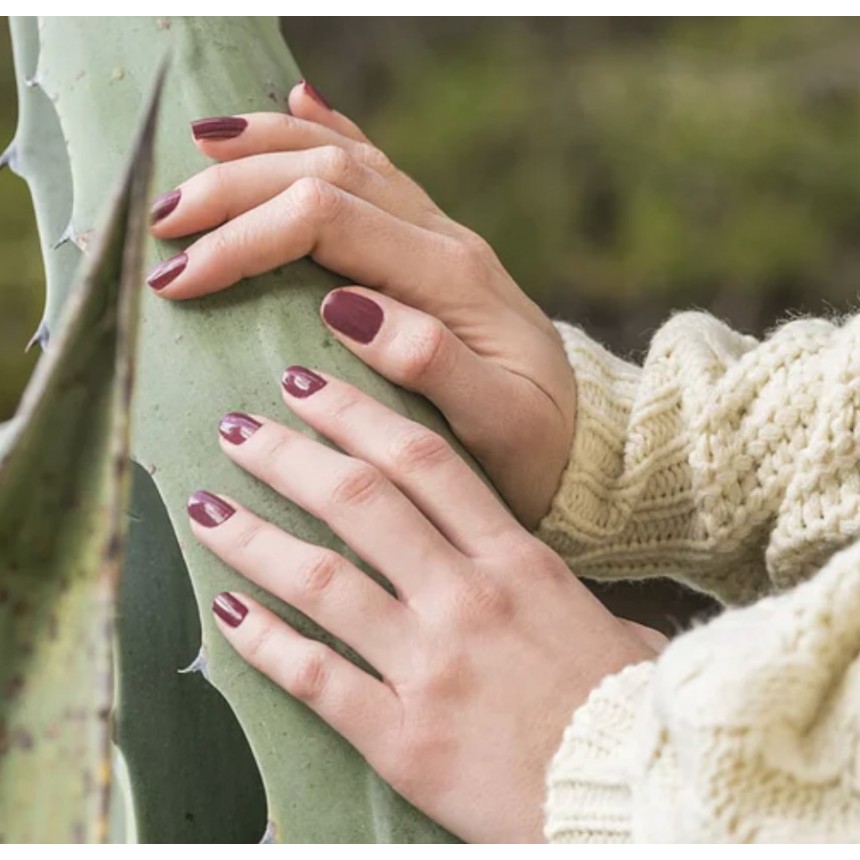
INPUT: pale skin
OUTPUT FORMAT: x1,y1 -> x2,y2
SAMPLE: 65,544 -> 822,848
149,81 -> 665,844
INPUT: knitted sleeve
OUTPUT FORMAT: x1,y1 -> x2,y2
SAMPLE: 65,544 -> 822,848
544,537 -> 860,843
537,312 -> 860,604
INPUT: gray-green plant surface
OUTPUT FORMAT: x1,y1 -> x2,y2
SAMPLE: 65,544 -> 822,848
0,47 -> 159,840
2,15 -> 472,843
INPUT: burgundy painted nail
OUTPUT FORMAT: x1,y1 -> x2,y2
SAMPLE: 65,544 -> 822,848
146,252 -> 187,291
187,491 -> 235,528
282,366 -> 327,399
213,592 -> 248,628
322,291 -> 384,344
191,116 -> 248,140
300,79 -> 332,110
219,412 -> 262,445
150,189 -> 181,225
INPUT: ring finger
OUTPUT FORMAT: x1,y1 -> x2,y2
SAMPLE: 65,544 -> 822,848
151,147 -> 439,237
187,490 -> 411,674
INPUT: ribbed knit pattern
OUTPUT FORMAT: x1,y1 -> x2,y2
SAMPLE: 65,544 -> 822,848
539,313 -> 860,605
539,313 -> 860,842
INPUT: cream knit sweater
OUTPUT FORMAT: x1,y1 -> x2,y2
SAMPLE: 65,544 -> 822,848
538,312 -> 860,843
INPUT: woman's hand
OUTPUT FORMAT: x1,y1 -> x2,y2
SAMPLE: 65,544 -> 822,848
189,366 -> 657,844
151,81 -> 576,528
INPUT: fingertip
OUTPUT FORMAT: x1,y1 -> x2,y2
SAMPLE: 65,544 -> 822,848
320,288 -> 384,345
212,591 -> 250,629
289,81 -> 369,143
300,79 -> 333,110
281,365 -> 328,400
146,252 -> 188,294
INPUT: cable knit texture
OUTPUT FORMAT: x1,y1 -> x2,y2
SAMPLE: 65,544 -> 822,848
539,313 -> 860,842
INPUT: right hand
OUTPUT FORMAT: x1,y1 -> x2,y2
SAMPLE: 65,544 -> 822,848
149,81 -> 577,527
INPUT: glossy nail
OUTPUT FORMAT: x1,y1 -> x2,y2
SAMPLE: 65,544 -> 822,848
191,116 -> 248,140
187,491 -> 235,528
150,189 -> 181,225
300,79 -> 332,110
322,291 -> 384,344
282,365 -> 327,399
219,412 -> 262,445
213,592 -> 248,628
146,252 -> 187,291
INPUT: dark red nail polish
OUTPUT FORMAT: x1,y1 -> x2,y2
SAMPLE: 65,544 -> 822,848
322,291 -> 384,344
282,366 -> 327,398
191,116 -> 248,140
146,252 -> 187,291
219,412 -> 261,445
151,189 -> 181,225
300,79 -> 332,110
187,491 -> 235,528
213,592 -> 248,628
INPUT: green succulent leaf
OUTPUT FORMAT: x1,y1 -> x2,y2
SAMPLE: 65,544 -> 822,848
0,62 -> 162,843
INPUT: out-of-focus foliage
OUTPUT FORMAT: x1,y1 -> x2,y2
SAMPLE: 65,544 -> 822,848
6,17 -> 860,419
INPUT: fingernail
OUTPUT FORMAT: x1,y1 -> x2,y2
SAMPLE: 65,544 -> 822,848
282,365 -> 327,398
151,189 -> 181,225
213,592 -> 248,628
191,116 -> 248,140
322,291 -> 384,344
187,491 -> 235,528
219,412 -> 262,445
146,252 -> 187,291
300,79 -> 332,110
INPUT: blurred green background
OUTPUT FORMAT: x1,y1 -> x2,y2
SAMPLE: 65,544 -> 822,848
5,17 -> 860,420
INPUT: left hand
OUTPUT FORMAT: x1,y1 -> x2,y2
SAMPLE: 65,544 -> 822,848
150,81 -> 577,528
188,366 -> 658,843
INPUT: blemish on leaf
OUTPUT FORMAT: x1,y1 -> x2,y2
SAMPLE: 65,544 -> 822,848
13,729 -> 34,750
3,676 -> 23,699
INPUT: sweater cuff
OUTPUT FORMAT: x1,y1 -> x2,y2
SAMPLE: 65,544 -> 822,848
544,660 -> 654,844
537,321 -> 642,559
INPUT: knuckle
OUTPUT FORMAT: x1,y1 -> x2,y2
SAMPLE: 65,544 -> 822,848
497,534 -> 566,582
317,145 -> 356,185
297,550 -> 340,600
289,176 -> 342,226
396,318 -> 449,386
450,235 -> 491,283
244,623 -> 276,666
291,645 -> 329,701
460,230 -> 495,262
414,648 -> 470,701
201,161 -> 232,200
329,461 -> 384,509
325,388 -> 364,433
387,426 -> 452,476
260,432 -> 295,475
386,728 -> 445,796
355,142 -> 394,176
234,521 -> 265,554
450,573 -> 514,629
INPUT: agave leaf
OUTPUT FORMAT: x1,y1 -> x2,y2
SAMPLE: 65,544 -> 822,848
113,462 -> 266,843
0,65 -> 161,843
8,17 -> 269,842
37,16 -> 470,841
5,16 -> 80,349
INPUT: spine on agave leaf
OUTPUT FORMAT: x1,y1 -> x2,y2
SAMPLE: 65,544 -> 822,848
8,17 -> 267,843
31,16 -> 480,842
4,16 -> 80,349
0,67 -> 160,843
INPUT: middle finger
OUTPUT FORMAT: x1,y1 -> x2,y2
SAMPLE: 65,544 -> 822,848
146,179 -> 467,308
216,412 -> 466,602
151,148 -> 438,237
